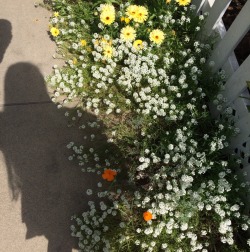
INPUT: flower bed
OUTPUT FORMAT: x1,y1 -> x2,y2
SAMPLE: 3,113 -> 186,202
46,0 -> 250,251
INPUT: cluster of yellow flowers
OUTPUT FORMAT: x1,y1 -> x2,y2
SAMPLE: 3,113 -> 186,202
93,37 -> 113,58
120,25 -> 165,46
99,3 -> 165,53
100,4 -> 149,26
125,5 -> 148,23
50,1 -> 191,38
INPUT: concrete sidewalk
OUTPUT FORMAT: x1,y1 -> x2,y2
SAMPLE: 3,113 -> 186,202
0,1 -> 99,251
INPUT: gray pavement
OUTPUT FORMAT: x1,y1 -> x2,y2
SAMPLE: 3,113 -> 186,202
0,1 -> 101,251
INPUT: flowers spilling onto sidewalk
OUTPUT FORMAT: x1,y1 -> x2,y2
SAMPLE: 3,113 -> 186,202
47,0 -> 250,251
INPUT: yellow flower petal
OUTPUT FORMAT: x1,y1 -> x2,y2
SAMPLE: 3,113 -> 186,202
149,29 -> 165,45
120,26 -> 136,42
133,39 -> 143,50
133,6 -> 148,23
103,45 -> 113,58
126,5 -> 138,20
100,10 -> 115,25
50,27 -> 60,37
80,39 -> 87,46
124,17 -> 130,24
176,0 -> 191,6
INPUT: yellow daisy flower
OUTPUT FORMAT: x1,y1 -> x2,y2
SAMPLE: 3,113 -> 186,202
176,0 -> 191,6
54,12 -> 59,17
126,5 -> 138,20
80,39 -> 87,46
100,10 -> 115,25
133,6 -> 148,23
149,29 -> 165,45
133,39 -> 143,50
50,27 -> 60,37
120,26 -> 136,42
103,45 -> 113,58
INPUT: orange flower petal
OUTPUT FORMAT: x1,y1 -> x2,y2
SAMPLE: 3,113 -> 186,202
102,169 -> 117,181
106,176 -> 115,181
143,211 -> 153,221
102,174 -> 107,179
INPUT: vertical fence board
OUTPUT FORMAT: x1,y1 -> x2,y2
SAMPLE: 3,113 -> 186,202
233,99 -> 249,121
222,55 -> 250,104
208,0 -> 250,73
192,0 -> 206,13
230,114 -> 250,147
202,0 -> 231,35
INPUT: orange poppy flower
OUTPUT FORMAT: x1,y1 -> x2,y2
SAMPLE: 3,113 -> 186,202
102,169 -> 117,182
143,211 -> 153,221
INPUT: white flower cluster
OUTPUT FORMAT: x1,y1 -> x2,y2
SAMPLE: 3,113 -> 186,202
131,167 -> 250,250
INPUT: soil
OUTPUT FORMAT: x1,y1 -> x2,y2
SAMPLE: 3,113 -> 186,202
222,0 -> 250,65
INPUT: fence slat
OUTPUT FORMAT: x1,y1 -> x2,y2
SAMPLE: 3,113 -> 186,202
192,0 -> 206,13
202,0 -> 231,35
230,114 -> 250,147
233,98 -> 249,120
208,0 -> 250,73
222,55 -> 250,104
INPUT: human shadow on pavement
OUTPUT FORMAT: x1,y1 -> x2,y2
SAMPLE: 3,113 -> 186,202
0,62 -> 115,252
0,19 -> 12,64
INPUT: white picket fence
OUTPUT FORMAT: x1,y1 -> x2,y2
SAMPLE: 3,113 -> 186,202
193,0 -> 250,183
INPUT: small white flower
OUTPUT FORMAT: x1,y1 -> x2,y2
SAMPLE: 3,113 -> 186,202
241,224 -> 248,231
247,239 -> 250,246
86,189 -> 92,195
119,222 -> 126,228
180,223 -> 188,231
162,243 -> 168,249
136,228 -> 142,233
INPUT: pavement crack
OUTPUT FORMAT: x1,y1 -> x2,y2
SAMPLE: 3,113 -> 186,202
0,101 -> 52,107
